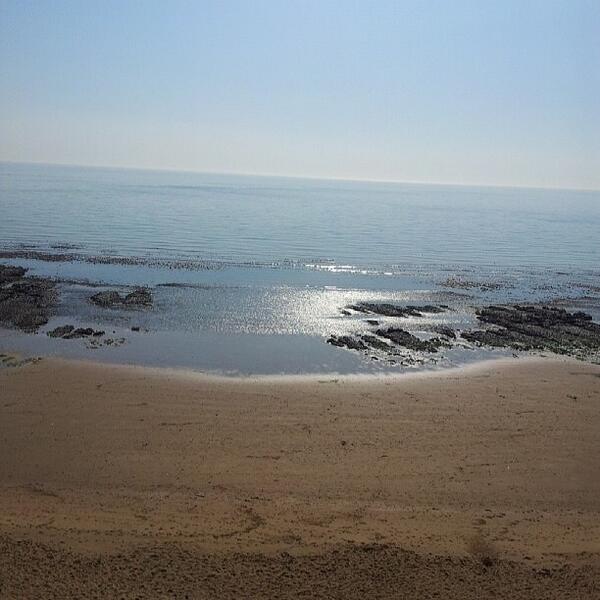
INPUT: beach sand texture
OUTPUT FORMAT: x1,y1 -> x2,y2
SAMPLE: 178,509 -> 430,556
0,356 -> 599,598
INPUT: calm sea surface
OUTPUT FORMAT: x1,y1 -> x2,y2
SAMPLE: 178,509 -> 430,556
1,162 -> 599,374
2,162 -> 599,270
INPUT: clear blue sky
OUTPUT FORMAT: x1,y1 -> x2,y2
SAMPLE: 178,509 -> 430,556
1,0 -> 599,189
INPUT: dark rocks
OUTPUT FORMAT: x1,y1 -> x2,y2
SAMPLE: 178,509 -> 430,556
461,328 -> 516,348
0,265 -> 27,285
47,325 -> 104,339
327,335 -> 367,351
441,277 -> 508,291
90,290 -> 122,307
412,305 -> 447,314
360,334 -> 394,353
0,265 -> 57,332
90,288 -> 152,308
328,301 -> 600,364
347,303 -> 406,316
47,325 -> 75,338
433,325 -> 456,339
124,288 -> 152,306
346,303 -> 446,318
64,327 -> 96,339
376,328 -> 442,352
461,305 -> 600,355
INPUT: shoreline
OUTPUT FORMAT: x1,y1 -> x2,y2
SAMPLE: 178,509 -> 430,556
2,260 -> 600,378
1,354 -> 599,597
0,348 -> 563,383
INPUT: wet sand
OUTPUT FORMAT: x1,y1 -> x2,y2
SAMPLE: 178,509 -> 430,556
0,356 -> 599,598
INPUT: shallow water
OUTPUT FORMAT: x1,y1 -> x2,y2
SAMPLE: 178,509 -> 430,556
1,162 -> 599,374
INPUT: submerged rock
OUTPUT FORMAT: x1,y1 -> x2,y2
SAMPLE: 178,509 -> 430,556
441,277 -> 509,291
347,303 -> 446,318
124,288 -> 152,306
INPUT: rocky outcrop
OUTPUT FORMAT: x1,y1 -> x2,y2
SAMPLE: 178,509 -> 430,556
47,325 -> 75,338
328,300 -> 600,363
461,305 -> 600,354
90,291 -> 122,307
327,336 -> 368,351
376,328 -> 443,353
47,325 -> 105,339
0,265 -> 27,285
90,288 -> 152,308
360,334 -> 394,353
433,325 -> 456,339
0,265 -> 57,332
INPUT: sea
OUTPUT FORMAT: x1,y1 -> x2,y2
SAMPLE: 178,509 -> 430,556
1,161 -> 599,375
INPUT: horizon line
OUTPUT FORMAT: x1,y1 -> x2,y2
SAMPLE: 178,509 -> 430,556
2,159 -> 599,194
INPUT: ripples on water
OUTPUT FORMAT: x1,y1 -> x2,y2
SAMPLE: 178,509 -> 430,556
1,162 -> 599,270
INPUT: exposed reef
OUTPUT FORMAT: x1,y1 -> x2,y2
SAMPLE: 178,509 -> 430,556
90,288 -> 152,308
0,265 -> 57,332
375,328 -> 444,353
47,325 -> 105,339
327,303 -> 451,364
461,305 -> 600,356
327,301 -> 600,364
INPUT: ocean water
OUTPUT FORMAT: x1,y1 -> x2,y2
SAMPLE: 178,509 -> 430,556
1,162 -> 599,374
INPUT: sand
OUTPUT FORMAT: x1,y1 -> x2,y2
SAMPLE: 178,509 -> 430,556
0,356 -> 599,598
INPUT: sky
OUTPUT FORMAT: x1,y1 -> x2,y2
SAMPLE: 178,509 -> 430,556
1,0 -> 599,189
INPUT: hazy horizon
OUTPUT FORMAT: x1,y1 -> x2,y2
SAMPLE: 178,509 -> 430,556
4,158 -> 600,193
1,1 -> 599,190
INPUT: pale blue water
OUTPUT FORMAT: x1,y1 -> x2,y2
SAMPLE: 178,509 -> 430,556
1,162 -> 599,374
2,162 -> 599,270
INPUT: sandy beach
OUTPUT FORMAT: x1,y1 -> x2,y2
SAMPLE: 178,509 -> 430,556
1,355 -> 599,598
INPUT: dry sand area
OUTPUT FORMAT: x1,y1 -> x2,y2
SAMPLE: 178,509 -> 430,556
0,355 -> 599,598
